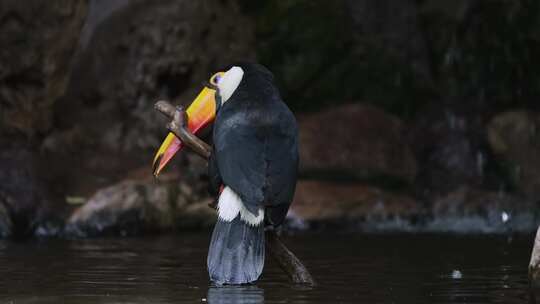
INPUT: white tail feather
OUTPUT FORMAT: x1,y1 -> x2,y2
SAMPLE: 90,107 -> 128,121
217,186 -> 263,226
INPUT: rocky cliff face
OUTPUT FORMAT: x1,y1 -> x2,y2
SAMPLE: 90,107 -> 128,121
0,0 -> 89,237
43,0 -> 256,216
57,0 -> 254,153
0,0 -> 88,138
0,0 -> 256,237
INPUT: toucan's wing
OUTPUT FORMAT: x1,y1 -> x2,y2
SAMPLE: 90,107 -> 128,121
261,120 -> 298,225
207,148 -> 222,196
213,116 -> 266,214
213,101 -> 298,217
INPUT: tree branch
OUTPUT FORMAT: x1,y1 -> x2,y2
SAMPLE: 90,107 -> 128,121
266,230 -> 316,285
155,100 -> 211,159
154,100 -> 316,286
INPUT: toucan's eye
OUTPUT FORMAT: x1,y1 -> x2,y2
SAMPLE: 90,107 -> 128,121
210,72 -> 225,86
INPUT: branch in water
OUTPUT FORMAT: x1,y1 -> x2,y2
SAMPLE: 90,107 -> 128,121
266,230 -> 316,285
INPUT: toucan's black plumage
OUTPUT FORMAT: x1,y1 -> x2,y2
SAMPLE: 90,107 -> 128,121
209,63 -> 298,226
207,63 -> 298,284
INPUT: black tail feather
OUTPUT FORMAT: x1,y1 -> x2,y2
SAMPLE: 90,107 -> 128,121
207,216 -> 265,285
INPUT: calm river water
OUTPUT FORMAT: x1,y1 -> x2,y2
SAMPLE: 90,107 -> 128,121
0,233 -> 534,303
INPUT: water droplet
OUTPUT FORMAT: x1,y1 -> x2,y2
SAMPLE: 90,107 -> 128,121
451,270 -> 463,279
501,211 -> 510,223
476,151 -> 485,177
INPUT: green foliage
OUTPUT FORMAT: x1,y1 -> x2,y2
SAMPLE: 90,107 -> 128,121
242,0 -> 540,118
444,0 -> 540,111
242,0 -> 353,111
240,0 -> 434,116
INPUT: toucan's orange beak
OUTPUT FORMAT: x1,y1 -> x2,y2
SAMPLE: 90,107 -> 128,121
152,86 -> 217,177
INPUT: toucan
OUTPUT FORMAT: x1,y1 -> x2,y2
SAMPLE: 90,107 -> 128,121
152,63 -> 299,285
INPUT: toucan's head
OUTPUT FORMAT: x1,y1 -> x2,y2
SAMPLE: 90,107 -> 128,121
152,66 -> 245,176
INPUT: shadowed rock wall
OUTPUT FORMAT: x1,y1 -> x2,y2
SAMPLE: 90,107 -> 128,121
0,0 -> 89,237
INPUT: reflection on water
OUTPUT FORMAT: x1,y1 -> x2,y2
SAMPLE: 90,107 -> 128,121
207,285 -> 264,304
0,233 -> 534,303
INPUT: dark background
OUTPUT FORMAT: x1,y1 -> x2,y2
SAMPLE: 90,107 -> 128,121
1,0 -> 539,238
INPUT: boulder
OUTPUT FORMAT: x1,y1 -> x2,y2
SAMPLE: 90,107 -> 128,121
411,108 -> 487,197
429,186 -> 538,233
0,144 -> 54,237
66,174 -> 216,236
288,180 -> 422,230
487,111 -> 540,198
0,203 -> 12,238
288,181 -> 539,233
298,103 -> 417,184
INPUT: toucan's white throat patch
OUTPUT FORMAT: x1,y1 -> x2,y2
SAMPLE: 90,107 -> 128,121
217,186 -> 264,226
217,66 -> 244,104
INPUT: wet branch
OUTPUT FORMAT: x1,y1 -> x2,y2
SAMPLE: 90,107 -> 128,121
155,100 -> 316,286
266,230 -> 315,285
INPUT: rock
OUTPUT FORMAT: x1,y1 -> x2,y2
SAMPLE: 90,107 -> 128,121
0,203 -> 12,238
66,176 -> 216,236
487,111 -> 540,198
298,103 -> 417,184
288,181 -> 539,233
54,0 -> 255,153
39,0 -> 256,221
429,186 -> 538,233
288,180 -> 422,231
0,0 -> 254,237
0,0 -> 88,237
0,143 -> 67,238
411,108 -> 488,197
176,198 -> 217,230
0,0 -> 88,137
